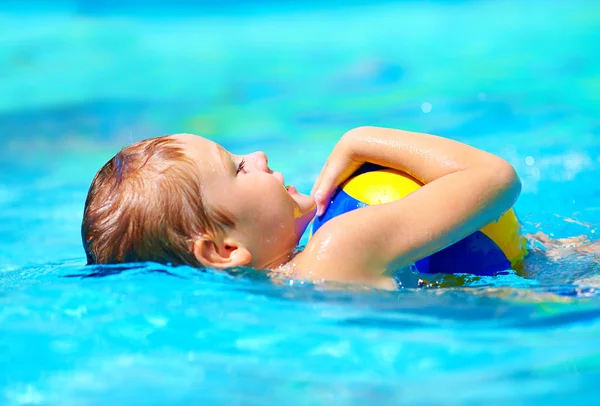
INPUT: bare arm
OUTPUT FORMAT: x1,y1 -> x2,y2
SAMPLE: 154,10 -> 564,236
296,126 -> 521,285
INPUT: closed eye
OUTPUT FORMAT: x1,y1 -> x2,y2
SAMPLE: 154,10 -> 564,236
236,159 -> 246,174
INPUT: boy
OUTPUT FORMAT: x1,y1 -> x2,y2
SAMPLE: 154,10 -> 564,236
82,126 -> 521,289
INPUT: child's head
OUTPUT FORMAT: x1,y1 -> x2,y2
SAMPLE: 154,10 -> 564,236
82,134 -> 316,269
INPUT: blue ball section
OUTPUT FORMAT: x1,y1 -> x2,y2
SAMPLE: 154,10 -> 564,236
311,163 -> 511,276
312,189 -> 367,235
414,232 -> 511,276
312,163 -> 387,235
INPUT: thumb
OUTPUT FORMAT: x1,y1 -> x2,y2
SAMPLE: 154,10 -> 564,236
312,158 -> 361,217
313,189 -> 332,218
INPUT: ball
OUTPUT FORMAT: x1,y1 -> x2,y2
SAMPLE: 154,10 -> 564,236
310,163 -> 527,276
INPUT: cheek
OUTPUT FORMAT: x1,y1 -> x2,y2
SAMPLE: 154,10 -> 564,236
257,180 -> 292,207
261,188 -> 297,224
240,178 -> 296,223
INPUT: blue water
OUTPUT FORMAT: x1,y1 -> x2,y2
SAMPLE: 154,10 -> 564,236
2,0 -> 600,404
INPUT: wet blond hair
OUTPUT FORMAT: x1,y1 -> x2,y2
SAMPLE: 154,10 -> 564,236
81,136 -> 234,267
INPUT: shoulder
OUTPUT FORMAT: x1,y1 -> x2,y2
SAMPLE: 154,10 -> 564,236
291,219 -> 389,286
293,223 -> 343,280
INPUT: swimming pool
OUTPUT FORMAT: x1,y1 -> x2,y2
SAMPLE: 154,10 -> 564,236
1,0 -> 600,404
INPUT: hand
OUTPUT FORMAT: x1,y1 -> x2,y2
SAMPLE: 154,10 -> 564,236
310,132 -> 364,216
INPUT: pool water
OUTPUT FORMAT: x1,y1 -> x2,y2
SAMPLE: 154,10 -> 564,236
2,0 -> 600,404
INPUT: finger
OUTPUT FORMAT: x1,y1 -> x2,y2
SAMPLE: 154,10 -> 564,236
311,156 -> 331,197
314,157 -> 360,216
311,158 -> 342,215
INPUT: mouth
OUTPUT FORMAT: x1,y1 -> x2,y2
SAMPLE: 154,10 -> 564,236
274,171 -> 296,194
273,171 -> 285,185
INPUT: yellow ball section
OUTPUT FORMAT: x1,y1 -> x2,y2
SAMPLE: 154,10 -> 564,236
341,168 -> 528,268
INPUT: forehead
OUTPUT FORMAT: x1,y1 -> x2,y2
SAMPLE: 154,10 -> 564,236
171,133 -> 213,155
170,133 -> 222,171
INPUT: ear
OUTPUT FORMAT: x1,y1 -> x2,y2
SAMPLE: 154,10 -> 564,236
192,235 -> 252,269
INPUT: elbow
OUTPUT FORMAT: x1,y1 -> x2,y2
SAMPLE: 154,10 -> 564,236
489,159 -> 522,208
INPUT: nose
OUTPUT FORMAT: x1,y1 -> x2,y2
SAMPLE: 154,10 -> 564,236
248,151 -> 270,172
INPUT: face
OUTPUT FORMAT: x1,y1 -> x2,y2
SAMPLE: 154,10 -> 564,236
172,134 -> 316,268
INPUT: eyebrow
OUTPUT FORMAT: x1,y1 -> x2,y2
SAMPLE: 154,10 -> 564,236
216,145 -> 233,173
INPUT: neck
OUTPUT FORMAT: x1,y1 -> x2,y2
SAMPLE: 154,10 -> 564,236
262,251 -> 292,270
261,246 -> 303,275
260,216 -> 314,272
